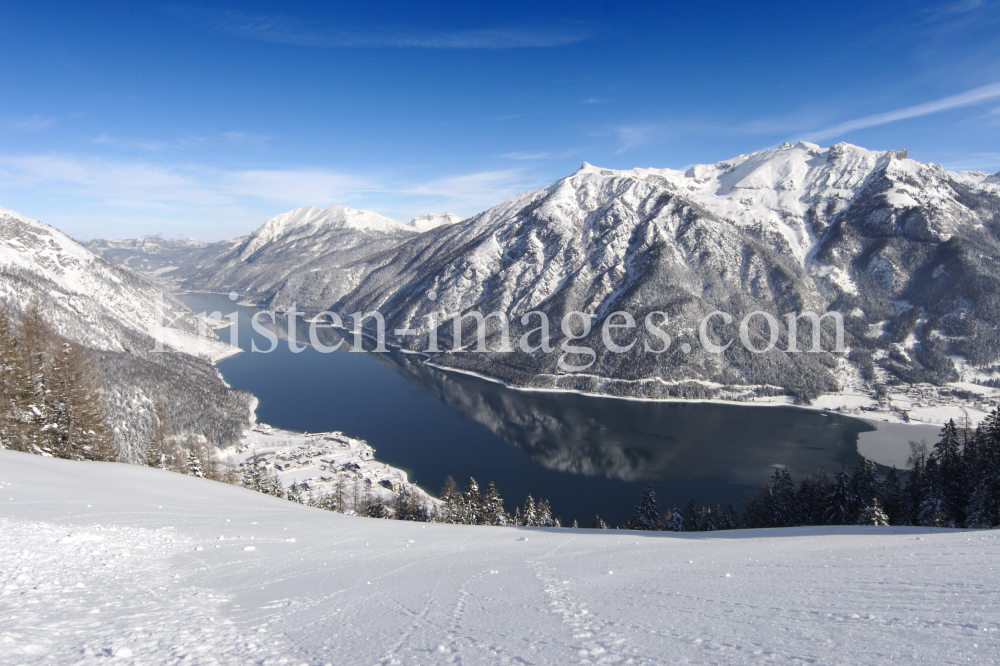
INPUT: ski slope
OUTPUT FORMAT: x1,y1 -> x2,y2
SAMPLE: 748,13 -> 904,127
1,449 -> 997,665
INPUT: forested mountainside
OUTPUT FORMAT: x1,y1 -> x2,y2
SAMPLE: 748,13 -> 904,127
0,208 -> 253,461
87,143 -> 1000,401
331,142 -> 1000,400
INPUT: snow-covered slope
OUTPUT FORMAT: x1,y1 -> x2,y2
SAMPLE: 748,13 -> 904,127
2,449 -> 997,665
86,143 -> 1000,401
1,207 -> 253,460
176,204 -> 418,307
83,236 -> 242,291
327,142 -> 1000,399
0,207 -> 232,359
409,212 -> 463,232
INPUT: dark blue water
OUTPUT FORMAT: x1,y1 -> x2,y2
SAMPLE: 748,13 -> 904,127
181,293 -> 875,526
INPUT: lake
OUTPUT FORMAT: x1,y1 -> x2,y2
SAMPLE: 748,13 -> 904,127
180,293 -> 909,526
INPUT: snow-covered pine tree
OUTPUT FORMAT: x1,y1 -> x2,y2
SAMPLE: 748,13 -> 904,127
536,499 -> 558,527
590,514 -> 610,529
963,483 -> 995,528
286,482 -> 305,504
851,458 -> 882,523
931,420 -> 966,523
437,475 -> 463,524
264,473 -> 285,499
462,478 -> 483,525
0,309 -> 23,450
625,483 -> 661,531
916,458 -> 955,527
393,485 -> 429,521
663,505 -> 685,532
519,495 -> 537,527
481,481 -> 509,525
826,470 -> 854,525
241,452 -> 269,492
856,496 -> 889,526
185,448 -> 205,478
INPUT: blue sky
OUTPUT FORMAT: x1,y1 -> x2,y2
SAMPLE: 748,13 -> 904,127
2,0 -> 1000,241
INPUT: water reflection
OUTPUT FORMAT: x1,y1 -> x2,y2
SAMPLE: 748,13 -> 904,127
179,292 -> 878,524
366,352 -> 873,485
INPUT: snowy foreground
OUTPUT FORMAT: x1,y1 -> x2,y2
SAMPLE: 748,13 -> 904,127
1,450 -> 997,666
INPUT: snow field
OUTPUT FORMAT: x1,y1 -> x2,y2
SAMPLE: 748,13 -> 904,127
1,449 -> 998,665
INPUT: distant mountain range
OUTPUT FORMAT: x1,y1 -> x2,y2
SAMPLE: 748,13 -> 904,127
85,142 -> 1000,401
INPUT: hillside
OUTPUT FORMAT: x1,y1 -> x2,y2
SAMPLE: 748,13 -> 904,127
1,448 -> 997,665
0,207 -> 252,461
330,142 -> 1000,400
84,142 -> 1000,403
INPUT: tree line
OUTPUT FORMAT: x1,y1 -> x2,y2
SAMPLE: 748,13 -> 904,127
242,411 -> 1000,533
0,305 -> 114,461
621,413 -> 1000,532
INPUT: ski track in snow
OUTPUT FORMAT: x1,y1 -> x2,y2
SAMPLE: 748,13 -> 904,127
1,450 -> 999,665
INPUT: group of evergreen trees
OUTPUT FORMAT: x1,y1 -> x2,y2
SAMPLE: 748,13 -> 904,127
621,413 -> 1000,532
0,305 -> 114,461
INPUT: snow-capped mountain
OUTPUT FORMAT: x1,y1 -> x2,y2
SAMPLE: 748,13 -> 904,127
409,212 -> 463,232
176,204 -> 418,307
87,142 -> 1000,401
329,142 -> 1000,399
1,207 -> 252,460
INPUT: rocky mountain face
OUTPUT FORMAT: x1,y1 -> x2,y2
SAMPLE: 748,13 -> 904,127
1,208 -> 253,461
87,142 -> 1000,402
331,142 -> 1000,400
88,204 -> 419,308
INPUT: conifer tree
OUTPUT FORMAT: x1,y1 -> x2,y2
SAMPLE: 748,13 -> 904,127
185,448 -> 205,477
882,467 -> 907,525
437,476 -> 463,524
796,468 -> 831,526
590,514 -> 610,529
826,470 -> 854,525
241,452 -> 269,492
772,468 -> 798,527
856,496 -> 889,526
663,505 -> 685,532
683,498 -> 701,531
536,499 -> 559,527
0,309 -> 24,450
963,483 -> 994,529
519,495 -> 537,527
481,481 -> 509,526
462,478 -> 483,525
626,483 -> 661,531
722,503 -> 740,530
287,482 -> 305,504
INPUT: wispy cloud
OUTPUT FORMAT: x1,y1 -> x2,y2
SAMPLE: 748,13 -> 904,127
582,97 -> 610,105
803,81 -> 1000,141
92,134 -> 169,152
0,154 -> 372,210
91,131 -> 273,152
0,153 -> 540,238
179,7 -> 588,49
8,115 -> 55,132
500,148 -> 587,161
